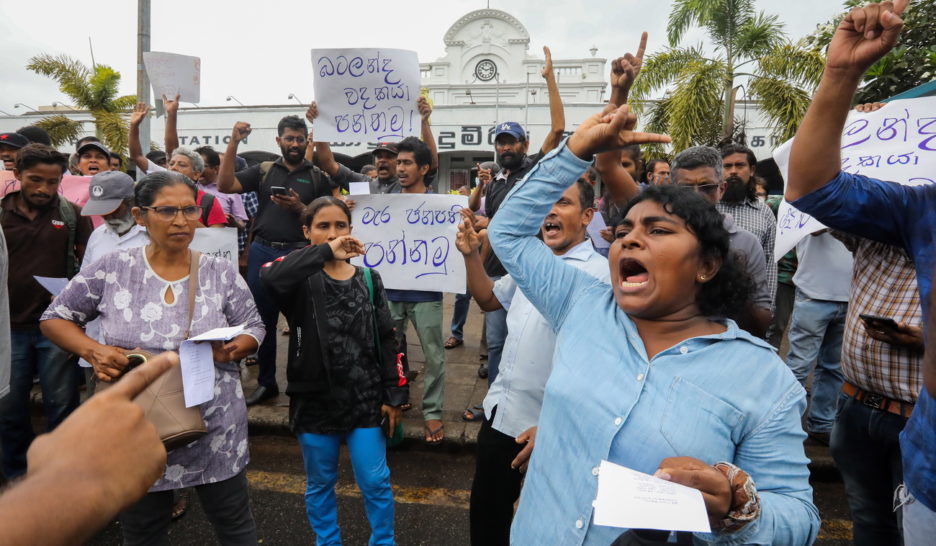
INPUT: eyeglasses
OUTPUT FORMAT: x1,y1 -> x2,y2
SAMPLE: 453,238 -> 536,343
280,136 -> 307,144
678,183 -> 720,195
141,206 -> 202,221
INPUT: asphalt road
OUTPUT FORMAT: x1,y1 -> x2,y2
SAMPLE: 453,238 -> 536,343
85,434 -> 853,545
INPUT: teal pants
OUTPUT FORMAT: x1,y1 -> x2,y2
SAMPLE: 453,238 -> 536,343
388,300 -> 446,420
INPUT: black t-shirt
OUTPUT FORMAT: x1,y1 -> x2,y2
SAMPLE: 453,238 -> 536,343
482,151 -> 543,277
236,159 -> 336,243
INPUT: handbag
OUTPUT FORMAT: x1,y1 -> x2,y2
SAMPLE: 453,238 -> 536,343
98,250 -> 208,451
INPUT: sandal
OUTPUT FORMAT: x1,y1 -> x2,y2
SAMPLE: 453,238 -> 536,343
244,355 -> 258,367
171,489 -> 190,521
424,420 -> 444,446
462,404 -> 484,422
444,336 -> 464,349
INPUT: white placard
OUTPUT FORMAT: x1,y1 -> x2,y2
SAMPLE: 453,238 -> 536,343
593,460 -> 711,533
143,52 -> 201,104
350,194 -> 468,294
773,96 -> 936,259
179,340 -> 214,407
190,227 -> 238,263
188,324 -> 246,342
311,48 -> 421,142
587,214 -> 610,250
349,181 -> 371,195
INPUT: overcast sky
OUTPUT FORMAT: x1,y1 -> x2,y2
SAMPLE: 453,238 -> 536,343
0,0 -> 847,115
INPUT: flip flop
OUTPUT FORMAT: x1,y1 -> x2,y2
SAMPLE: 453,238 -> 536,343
462,405 -> 484,422
424,421 -> 444,446
171,489 -> 190,521
444,336 -> 464,349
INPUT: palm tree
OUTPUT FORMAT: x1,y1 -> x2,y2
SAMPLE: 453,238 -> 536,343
632,0 -> 825,155
26,54 -> 136,154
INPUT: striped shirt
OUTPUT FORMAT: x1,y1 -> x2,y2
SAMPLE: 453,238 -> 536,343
838,235 -> 923,404
717,199 -> 777,305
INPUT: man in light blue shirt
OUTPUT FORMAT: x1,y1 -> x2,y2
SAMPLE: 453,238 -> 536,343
459,178 -> 610,545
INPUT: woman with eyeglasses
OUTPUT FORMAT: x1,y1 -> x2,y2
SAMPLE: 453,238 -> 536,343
40,171 -> 265,545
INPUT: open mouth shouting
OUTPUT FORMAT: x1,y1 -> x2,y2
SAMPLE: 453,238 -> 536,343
618,257 -> 649,292
541,218 -> 563,243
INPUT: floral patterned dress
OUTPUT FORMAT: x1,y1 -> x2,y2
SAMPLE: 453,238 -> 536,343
41,247 -> 265,491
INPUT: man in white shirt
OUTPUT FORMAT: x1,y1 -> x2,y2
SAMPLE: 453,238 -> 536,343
458,178 -> 610,546
79,171 -> 148,370
785,230 -> 854,445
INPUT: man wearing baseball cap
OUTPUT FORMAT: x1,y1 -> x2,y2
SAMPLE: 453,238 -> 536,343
75,139 -> 111,177
0,132 -> 30,171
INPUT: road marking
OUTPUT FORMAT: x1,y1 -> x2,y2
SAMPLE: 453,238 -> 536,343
248,470 -> 470,509
818,518 -> 853,540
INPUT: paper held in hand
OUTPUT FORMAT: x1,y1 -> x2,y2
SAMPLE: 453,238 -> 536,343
592,460 -> 711,534
179,324 -> 246,407
142,51 -> 201,104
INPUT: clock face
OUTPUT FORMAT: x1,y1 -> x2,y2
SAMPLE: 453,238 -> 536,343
475,60 -> 497,82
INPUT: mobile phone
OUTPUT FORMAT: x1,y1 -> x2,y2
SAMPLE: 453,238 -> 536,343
859,314 -> 900,331
270,186 -> 288,196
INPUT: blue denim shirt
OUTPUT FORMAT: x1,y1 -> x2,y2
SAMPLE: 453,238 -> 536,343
792,171 -> 936,511
490,140 -> 819,545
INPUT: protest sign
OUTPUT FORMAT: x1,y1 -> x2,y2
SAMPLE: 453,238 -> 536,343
773,96 -> 936,259
311,48 -> 421,142
1,174 -> 101,227
190,227 -> 238,263
143,52 -> 201,104
350,194 -> 468,294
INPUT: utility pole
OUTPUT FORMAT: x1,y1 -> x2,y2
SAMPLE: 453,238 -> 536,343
137,0 -> 151,155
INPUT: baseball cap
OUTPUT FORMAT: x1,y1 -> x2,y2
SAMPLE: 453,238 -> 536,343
0,132 -> 30,149
77,140 -> 111,158
146,150 -> 167,164
373,142 -> 398,156
82,170 -> 135,216
494,122 -> 526,141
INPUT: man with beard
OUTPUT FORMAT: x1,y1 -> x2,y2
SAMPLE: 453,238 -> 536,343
719,143 -> 777,305
218,116 -> 336,405
0,144 -> 92,479
77,171 -> 149,370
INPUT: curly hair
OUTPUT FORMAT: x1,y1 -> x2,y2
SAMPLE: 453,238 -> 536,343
618,185 -> 753,320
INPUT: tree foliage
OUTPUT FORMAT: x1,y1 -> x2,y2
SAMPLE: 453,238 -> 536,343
26,54 -> 135,153
807,0 -> 936,102
633,0 -> 824,155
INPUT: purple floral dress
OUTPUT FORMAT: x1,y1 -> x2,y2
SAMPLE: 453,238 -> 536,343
41,247 -> 265,491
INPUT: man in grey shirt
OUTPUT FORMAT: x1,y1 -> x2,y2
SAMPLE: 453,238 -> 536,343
671,146 -> 772,337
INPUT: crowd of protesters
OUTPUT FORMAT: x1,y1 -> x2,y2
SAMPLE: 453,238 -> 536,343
1,1 -> 935,544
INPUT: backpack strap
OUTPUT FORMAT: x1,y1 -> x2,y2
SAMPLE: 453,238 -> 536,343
57,197 -> 78,278
362,267 -> 384,368
259,161 -> 276,191
199,191 -> 216,226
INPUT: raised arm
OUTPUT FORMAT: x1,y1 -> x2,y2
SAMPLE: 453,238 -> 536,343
305,102 -> 340,176
218,122 -> 250,194
163,94 -> 180,158
786,0 -> 908,202
468,163 -> 491,212
127,103 -> 151,172
538,46 -> 565,155
417,97 -> 439,171
608,32 -> 647,107
455,210 -> 501,311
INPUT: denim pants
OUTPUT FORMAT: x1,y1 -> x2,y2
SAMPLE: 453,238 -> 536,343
0,329 -> 79,478
830,391 -> 907,545
784,289 -> 847,433
483,275 -> 507,386
450,289 -> 472,341
298,428 -> 395,546
120,469 -> 256,546
247,241 -> 292,390
389,300 -> 445,420
899,487 -> 936,546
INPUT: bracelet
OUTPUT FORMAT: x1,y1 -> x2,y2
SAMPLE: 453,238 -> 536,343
711,462 -> 760,533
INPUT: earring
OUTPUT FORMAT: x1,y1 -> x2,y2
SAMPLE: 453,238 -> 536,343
699,275 -> 706,281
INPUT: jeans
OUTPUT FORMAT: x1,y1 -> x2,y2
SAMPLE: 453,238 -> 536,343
298,428 -> 395,546
784,289 -> 847,433
247,241 -> 292,390
469,408 -> 524,546
900,487 -> 936,546
450,289 -> 472,341
0,329 -> 79,479
830,391 -> 907,545
120,470 -> 256,546
389,300 -> 445,420
483,277 -> 507,386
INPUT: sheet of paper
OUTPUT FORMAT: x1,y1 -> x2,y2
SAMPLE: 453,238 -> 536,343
349,181 -> 371,195
592,460 -> 711,533
179,340 -> 215,407
188,324 -> 246,342
587,214 -> 611,250
34,276 -> 68,296
143,51 -> 201,104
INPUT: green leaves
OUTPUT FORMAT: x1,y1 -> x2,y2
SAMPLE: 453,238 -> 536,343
31,115 -> 82,148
